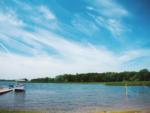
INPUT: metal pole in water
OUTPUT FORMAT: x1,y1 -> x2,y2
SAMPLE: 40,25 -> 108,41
125,83 -> 128,96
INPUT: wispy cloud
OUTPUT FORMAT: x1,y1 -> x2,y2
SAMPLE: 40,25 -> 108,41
86,0 -> 128,18
39,5 -> 56,20
93,16 -> 125,37
0,10 -> 24,27
107,19 -> 125,37
86,0 -> 129,37
71,14 -> 99,36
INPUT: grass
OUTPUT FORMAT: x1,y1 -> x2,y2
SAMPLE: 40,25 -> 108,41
0,109 -> 39,113
0,109 -> 142,113
104,81 -> 150,86
110,111 -> 141,113
97,111 -> 141,113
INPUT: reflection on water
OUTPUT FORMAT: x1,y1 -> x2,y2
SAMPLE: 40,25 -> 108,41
14,91 -> 26,108
0,82 -> 150,113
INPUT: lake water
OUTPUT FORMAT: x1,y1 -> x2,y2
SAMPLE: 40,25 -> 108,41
0,82 -> 150,113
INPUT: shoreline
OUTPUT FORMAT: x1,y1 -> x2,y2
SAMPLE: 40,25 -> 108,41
1,80 -> 150,86
27,81 -> 150,86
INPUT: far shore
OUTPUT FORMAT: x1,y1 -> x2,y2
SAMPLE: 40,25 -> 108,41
24,81 -> 150,86
1,80 -> 150,86
29,81 -> 150,86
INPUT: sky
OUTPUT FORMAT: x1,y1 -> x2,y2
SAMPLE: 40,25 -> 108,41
0,0 -> 150,79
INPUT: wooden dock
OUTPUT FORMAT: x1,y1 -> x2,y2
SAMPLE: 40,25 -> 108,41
0,88 -> 13,95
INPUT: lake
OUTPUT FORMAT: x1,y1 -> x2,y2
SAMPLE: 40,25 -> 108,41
0,82 -> 150,113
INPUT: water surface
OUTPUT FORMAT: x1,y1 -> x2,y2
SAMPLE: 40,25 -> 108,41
0,82 -> 150,113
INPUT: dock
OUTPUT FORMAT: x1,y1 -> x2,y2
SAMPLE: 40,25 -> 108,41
0,88 -> 13,95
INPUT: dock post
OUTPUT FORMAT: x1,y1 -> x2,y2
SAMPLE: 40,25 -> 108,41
125,83 -> 128,96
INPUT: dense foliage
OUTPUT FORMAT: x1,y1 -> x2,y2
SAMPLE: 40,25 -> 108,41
30,69 -> 150,83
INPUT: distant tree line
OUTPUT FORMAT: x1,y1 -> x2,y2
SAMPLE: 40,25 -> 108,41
30,69 -> 150,83
0,79 -> 15,82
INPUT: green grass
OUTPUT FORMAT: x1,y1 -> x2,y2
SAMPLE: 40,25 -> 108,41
104,81 -> 150,86
97,111 -> 141,113
110,111 -> 141,113
0,109 -> 143,113
0,109 -> 39,113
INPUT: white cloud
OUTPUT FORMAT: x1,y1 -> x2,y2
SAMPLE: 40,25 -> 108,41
86,0 -> 128,18
29,5 -> 58,30
0,43 -> 9,53
39,5 -> 55,20
93,16 -> 125,37
11,2 -> 58,30
107,19 -> 124,37
86,6 -> 94,11
86,0 -> 130,37
0,10 -> 24,27
72,14 -> 99,36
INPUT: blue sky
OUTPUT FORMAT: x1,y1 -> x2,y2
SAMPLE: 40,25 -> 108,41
0,0 -> 150,79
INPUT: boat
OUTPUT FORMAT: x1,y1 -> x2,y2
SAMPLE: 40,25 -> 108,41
14,79 -> 25,92
14,84 -> 25,92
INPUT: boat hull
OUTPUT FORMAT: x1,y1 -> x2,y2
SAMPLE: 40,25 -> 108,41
14,86 -> 25,92
15,89 -> 25,92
